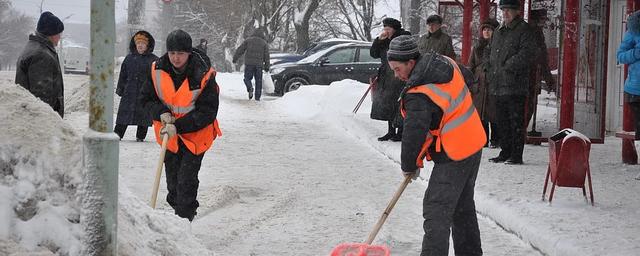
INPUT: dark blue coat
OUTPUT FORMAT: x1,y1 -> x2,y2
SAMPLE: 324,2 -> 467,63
116,31 -> 158,126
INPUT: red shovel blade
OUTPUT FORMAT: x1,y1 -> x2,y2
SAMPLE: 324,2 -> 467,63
330,243 -> 390,256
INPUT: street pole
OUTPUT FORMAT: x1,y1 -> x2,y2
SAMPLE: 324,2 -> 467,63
81,0 -> 119,255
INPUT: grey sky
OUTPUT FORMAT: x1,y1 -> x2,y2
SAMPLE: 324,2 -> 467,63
10,0 -> 131,24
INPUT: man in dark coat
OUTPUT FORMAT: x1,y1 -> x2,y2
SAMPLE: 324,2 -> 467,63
15,11 -> 65,117
140,29 -> 220,221
486,0 -> 537,164
417,14 -> 456,59
195,38 -> 208,56
387,35 -> 484,256
233,28 -> 270,101
370,17 -> 411,141
115,31 -> 158,141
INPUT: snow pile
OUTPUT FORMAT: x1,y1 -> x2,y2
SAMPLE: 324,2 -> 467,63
274,79 -> 371,119
65,80 -> 90,112
117,186 -> 213,256
0,82 -> 84,255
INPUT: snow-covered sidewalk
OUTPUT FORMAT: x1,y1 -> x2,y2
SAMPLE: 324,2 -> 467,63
280,78 -> 640,256
3,70 -> 639,255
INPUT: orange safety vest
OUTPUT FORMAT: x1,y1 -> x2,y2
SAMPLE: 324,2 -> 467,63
150,63 -> 222,154
401,56 -> 486,167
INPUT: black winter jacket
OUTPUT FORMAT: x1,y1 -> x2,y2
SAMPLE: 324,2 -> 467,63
486,17 -> 537,96
401,53 -> 478,171
15,33 -> 64,117
140,49 -> 219,135
116,31 -> 158,126
369,29 -> 412,122
233,30 -> 270,68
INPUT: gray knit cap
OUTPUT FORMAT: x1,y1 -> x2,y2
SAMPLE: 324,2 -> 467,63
387,35 -> 420,62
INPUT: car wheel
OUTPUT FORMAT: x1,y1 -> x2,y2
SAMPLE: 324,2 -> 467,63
284,77 -> 309,92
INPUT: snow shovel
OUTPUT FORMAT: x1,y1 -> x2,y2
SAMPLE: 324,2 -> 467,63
353,77 -> 377,114
330,176 -> 412,256
150,134 -> 169,209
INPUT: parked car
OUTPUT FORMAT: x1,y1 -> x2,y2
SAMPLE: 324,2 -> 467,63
269,42 -> 380,94
270,38 -> 370,66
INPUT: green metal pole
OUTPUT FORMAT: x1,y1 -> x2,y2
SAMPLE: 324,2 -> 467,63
81,0 -> 118,255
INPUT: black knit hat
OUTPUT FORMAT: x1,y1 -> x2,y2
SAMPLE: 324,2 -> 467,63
166,29 -> 192,52
499,0 -> 521,9
387,35 -> 420,62
37,11 -> 64,36
480,18 -> 499,30
382,18 -> 402,30
426,14 -> 443,24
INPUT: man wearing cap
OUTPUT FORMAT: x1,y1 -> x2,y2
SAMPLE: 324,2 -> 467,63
140,29 -> 221,221
15,11 -> 65,117
370,17 -> 411,141
486,0 -> 537,165
417,14 -> 456,59
387,35 -> 485,256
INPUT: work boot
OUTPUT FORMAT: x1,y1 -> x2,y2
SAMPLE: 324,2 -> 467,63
378,132 -> 395,141
390,132 -> 402,142
489,155 -> 508,163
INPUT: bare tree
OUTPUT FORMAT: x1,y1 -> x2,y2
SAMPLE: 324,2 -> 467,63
0,1 -> 35,70
293,0 -> 322,52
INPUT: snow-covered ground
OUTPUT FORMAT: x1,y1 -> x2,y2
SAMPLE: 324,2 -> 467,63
1,70 -> 639,255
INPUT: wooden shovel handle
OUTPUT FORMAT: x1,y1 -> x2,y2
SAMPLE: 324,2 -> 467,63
150,134 -> 169,208
365,176 -> 412,244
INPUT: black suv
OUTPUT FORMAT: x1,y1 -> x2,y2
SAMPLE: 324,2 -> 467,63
269,42 -> 380,95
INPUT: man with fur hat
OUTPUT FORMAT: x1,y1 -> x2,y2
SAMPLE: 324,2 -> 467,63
369,17 -> 411,141
15,11 -> 65,117
387,35 -> 485,256
486,0 -> 537,165
114,31 -> 158,142
417,14 -> 456,59
140,29 -> 221,222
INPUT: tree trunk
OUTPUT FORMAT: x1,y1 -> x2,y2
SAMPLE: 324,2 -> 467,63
294,0 -> 322,53
409,0 -> 421,35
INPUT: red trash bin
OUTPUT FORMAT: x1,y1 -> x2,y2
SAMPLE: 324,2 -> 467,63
542,129 -> 594,206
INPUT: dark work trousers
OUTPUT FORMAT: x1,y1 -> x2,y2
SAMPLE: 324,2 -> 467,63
495,96 -> 526,161
243,65 -> 263,100
421,151 -> 482,256
489,122 -> 500,145
114,124 -> 148,140
164,139 -> 205,221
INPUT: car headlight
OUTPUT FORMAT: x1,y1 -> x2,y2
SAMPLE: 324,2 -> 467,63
270,67 -> 286,75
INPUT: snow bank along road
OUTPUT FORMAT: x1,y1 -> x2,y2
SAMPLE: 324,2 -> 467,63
116,73 -> 540,255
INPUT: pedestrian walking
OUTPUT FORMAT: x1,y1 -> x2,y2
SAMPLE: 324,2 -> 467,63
370,17 -> 411,141
387,35 -> 485,256
115,30 -> 158,141
15,11 -> 65,117
233,28 -> 270,100
140,29 -> 221,221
